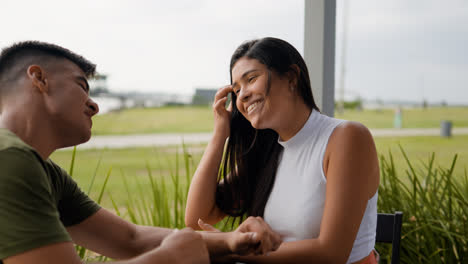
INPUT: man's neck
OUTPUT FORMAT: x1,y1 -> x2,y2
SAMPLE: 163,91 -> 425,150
0,111 -> 56,160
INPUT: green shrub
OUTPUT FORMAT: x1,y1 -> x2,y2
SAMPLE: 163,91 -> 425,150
71,146 -> 467,263
377,147 -> 467,263
73,146 -> 234,261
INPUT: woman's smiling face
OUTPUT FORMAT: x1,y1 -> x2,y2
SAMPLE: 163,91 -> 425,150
231,57 -> 295,130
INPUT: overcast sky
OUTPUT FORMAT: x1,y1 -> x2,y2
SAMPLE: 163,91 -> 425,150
1,0 -> 467,104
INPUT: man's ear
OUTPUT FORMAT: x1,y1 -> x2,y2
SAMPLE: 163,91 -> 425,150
288,64 -> 300,88
27,65 -> 49,93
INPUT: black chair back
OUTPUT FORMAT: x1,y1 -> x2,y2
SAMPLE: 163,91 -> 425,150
376,211 -> 403,264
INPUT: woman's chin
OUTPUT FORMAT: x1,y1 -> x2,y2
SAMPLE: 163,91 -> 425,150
249,119 -> 265,130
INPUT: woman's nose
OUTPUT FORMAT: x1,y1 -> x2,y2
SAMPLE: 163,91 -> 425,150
238,86 -> 250,102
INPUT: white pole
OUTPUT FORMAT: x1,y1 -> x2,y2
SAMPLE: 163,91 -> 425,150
304,0 -> 336,117
338,0 -> 349,114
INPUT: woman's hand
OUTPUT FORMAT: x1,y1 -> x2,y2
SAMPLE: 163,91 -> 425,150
212,85 -> 233,140
198,219 -> 258,256
198,218 -> 282,257
235,216 -> 282,256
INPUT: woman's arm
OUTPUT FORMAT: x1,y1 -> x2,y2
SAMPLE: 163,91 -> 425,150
185,130 -> 228,228
185,85 -> 233,228
231,122 -> 380,264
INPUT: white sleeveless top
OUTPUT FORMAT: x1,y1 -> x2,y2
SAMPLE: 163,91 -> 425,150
263,109 -> 378,263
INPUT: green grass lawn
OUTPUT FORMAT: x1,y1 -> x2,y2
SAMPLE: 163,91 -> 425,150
51,145 -> 205,209
375,135 -> 468,179
92,106 -> 214,135
51,135 -> 467,210
92,106 -> 468,135
335,107 -> 468,128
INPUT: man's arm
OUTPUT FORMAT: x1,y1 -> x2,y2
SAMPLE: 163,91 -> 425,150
4,229 -> 209,264
3,242 -> 82,264
67,208 -> 172,259
67,208 -> 278,260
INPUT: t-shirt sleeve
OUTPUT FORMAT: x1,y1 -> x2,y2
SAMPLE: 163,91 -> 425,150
50,162 -> 101,227
0,148 -> 71,260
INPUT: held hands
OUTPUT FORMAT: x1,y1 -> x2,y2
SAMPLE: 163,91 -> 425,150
198,217 -> 282,256
235,216 -> 282,255
159,227 -> 209,264
212,85 -> 233,140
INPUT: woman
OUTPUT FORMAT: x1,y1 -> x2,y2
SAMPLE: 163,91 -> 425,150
185,37 -> 380,264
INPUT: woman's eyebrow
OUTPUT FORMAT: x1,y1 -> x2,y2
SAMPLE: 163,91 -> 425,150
232,69 -> 260,88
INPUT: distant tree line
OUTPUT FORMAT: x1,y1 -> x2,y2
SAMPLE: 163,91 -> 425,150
335,98 -> 363,110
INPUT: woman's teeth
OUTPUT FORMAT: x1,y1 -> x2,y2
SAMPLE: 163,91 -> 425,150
248,101 -> 259,113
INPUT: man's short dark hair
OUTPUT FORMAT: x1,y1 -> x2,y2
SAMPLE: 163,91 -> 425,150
0,41 -> 96,86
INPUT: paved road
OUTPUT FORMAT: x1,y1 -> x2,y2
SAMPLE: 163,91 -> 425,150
71,127 -> 468,150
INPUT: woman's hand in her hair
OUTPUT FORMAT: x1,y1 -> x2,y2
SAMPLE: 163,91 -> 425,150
235,216 -> 282,256
212,85 -> 233,140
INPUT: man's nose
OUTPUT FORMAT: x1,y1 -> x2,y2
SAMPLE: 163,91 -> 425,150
87,98 -> 99,116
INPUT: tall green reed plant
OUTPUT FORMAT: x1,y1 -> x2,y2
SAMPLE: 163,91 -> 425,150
70,145 -> 233,261
69,144 -> 467,263
69,147 -> 109,262
377,147 -> 467,263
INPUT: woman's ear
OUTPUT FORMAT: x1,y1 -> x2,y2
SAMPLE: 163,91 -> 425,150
288,64 -> 301,89
27,65 -> 49,93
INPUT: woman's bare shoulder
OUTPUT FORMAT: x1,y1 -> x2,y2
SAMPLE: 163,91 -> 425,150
325,120 -> 379,196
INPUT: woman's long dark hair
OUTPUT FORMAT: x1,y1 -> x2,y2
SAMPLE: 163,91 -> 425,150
215,37 -> 320,219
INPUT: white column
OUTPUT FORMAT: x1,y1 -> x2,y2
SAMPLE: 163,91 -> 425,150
304,0 -> 336,117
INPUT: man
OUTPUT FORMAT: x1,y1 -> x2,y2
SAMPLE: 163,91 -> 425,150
0,41 -> 281,264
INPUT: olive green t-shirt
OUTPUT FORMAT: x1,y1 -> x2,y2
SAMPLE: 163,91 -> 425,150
0,128 -> 101,262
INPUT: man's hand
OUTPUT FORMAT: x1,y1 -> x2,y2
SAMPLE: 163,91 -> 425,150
158,227 -> 210,264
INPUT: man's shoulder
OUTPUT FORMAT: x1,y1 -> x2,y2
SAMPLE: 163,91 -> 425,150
0,146 -> 42,169
0,147 -> 49,190
0,128 -> 33,152
0,129 -> 44,170
0,148 -> 72,263
0,129 -> 69,178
